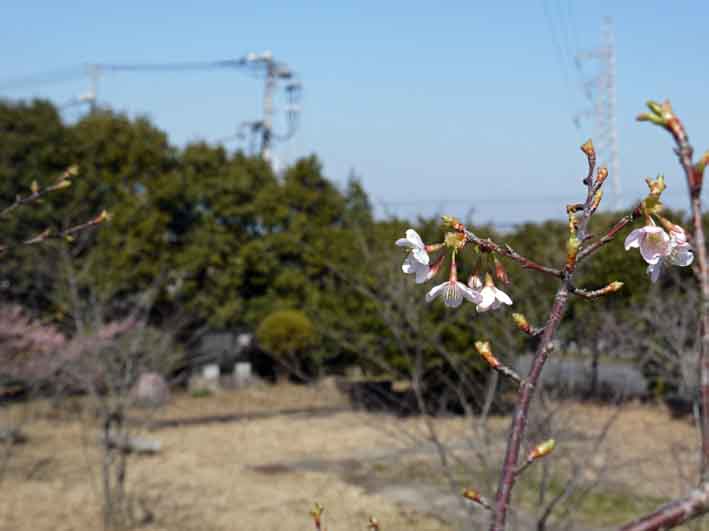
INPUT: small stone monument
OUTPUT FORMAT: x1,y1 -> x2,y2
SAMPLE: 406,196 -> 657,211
189,363 -> 221,394
202,363 -> 220,380
233,362 -> 253,388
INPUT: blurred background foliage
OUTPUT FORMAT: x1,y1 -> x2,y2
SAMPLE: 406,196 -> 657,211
0,98 -> 704,393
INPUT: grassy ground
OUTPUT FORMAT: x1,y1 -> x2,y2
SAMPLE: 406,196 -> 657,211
0,382 -> 706,530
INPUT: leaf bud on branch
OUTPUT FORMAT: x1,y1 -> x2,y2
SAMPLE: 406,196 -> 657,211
637,100 -> 688,145
47,179 -> 72,192
516,439 -> 556,476
528,439 -> 556,461
566,203 -> 584,215
694,151 -> 709,180
594,166 -> 608,188
63,164 -> 79,178
462,488 -> 493,511
494,256 -> 510,285
580,139 -> 596,185
441,215 -> 465,233
566,235 -> 581,272
571,282 -> 624,299
511,313 -> 544,337
474,340 -> 522,384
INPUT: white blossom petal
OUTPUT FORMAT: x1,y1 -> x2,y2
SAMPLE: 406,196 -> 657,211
405,229 -> 425,249
414,263 -> 430,284
494,287 -> 513,306
624,228 -> 644,250
672,247 -> 694,267
396,229 -> 429,265
412,247 -> 430,265
402,254 -> 431,283
458,282 -> 482,304
476,286 -> 497,312
402,254 -> 416,273
425,282 -> 447,303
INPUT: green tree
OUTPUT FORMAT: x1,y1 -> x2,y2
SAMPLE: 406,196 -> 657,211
256,309 -> 316,379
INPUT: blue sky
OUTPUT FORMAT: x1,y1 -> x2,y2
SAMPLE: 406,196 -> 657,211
2,1 -> 708,226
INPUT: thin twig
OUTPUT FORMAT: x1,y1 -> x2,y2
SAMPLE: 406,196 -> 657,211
0,167 -> 75,218
463,230 -> 563,278
570,281 -> 624,300
577,205 -> 643,263
0,211 -> 108,255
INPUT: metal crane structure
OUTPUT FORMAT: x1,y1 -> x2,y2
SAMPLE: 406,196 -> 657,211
3,52 -> 302,164
576,17 -> 621,209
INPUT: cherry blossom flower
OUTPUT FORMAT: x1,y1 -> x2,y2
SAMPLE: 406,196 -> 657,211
396,229 -> 429,266
474,273 -> 513,313
402,254 -> 444,284
646,226 -> 694,282
425,257 -> 481,308
624,223 -> 671,265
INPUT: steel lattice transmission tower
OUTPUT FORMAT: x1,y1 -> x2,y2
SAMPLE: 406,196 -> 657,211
576,17 -> 621,209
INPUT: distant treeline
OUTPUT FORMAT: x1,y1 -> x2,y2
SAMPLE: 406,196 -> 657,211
0,99 -> 703,396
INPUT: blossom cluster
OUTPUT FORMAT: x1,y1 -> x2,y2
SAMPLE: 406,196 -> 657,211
396,229 -> 512,311
623,175 -> 694,282
624,219 -> 693,282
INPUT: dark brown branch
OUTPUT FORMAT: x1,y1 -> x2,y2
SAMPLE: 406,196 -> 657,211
463,230 -> 563,278
640,102 -> 709,483
618,482 -> 709,531
669,126 -> 709,482
489,141 -> 601,531
489,287 -> 567,531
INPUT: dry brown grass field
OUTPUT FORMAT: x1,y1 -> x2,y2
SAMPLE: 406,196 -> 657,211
0,381 -> 706,530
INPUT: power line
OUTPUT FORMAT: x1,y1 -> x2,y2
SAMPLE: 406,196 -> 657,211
94,60 -> 245,72
542,0 -> 574,106
0,66 -> 85,92
0,53 -> 303,165
92,53 -> 302,163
